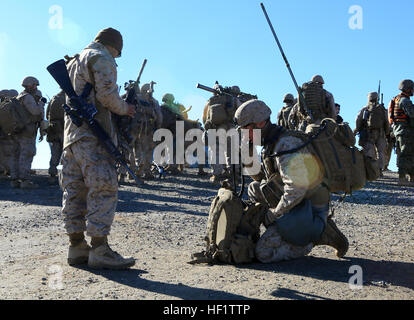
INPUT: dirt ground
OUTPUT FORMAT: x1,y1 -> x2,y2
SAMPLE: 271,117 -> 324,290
0,169 -> 413,301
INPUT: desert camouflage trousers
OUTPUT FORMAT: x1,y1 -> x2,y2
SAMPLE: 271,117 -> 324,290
0,136 -> 18,174
361,129 -> 387,170
248,181 -> 315,263
394,125 -> 414,175
48,140 -> 63,177
5,134 -> 36,180
134,131 -> 154,174
61,137 -> 118,237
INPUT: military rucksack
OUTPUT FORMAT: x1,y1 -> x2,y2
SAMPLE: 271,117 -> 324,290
204,95 -> 239,127
264,119 -> 368,195
298,81 -> 329,121
47,92 -> 65,123
0,97 -> 30,135
366,104 -> 386,129
190,187 -> 266,264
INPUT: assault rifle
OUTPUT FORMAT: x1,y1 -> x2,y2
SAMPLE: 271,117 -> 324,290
116,59 -> 148,144
46,59 -> 144,186
196,81 -> 257,103
260,3 -> 314,122
378,80 -> 384,105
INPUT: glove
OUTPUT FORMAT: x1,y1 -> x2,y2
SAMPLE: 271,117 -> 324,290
263,211 -> 275,229
40,97 -> 47,104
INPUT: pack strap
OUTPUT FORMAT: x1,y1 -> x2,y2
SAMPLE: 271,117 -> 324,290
267,121 -> 328,159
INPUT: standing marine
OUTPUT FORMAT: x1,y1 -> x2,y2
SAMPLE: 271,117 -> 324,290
61,27 -> 137,269
12,77 -> 46,189
277,93 -> 296,129
354,92 -> 390,176
389,80 -> 414,186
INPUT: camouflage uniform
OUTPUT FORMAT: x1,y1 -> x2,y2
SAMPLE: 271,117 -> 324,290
131,85 -> 162,178
0,89 -> 19,175
235,100 -> 347,263
392,94 -> 414,178
62,41 -> 131,238
13,90 -> 45,182
46,91 -> 65,178
250,133 -> 330,263
202,92 -> 241,180
277,94 -> 296,129
355,96 -> 390,171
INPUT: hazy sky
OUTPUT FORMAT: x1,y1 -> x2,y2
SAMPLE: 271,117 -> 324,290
1,0 -> 411,171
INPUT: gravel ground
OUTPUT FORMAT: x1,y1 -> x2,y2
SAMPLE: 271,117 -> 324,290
0,169 -> 413,301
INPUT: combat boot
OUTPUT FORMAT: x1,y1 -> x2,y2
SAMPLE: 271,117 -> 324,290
398,174 -> 414,187
88,237 -> 135,270
68,232 -> 90,266
313,217 -> 349,258
20,180 -> 39,189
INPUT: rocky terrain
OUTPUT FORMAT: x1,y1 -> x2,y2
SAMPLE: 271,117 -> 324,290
0,169 -> 413,301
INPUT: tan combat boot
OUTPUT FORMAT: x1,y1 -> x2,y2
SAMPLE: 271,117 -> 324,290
88,237 -> 135,270
68,232 -> 91,266
398,174 -> 414,187
314,217 -> 349,258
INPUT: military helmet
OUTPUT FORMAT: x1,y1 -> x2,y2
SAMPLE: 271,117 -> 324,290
22,76 -> 39,87
141,83 -> 153,94
162,93 -> 175,103
94,27 -> 123,56
231,86 -> 241,95
398,79 -> 414,91
8,89 -> 18,97
234,99 -> 272,128
311,75 -> 325,84
367,92 -> 378,102
283,93 -> 295,103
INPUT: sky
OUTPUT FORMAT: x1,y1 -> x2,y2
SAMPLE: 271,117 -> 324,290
1,0 -> 412,171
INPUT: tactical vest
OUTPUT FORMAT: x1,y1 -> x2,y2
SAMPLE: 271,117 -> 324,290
389,94 -> 409,124
298,81 -> 329,122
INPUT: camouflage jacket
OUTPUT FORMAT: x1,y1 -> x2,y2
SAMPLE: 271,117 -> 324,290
262,126 -> 330,225
64,41 -> 130,149
16,90 -> 45,138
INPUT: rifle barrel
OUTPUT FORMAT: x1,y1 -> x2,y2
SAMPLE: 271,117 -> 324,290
196,83 -> 217,94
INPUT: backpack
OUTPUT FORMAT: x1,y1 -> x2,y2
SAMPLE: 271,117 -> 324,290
265,119 -> 367,194
0,97 -> 30,135
47,92 -> 65,123
366,104 -> 385,129
190,187 -> 266,264
205,95 -> 238,127
298,81 -> 329,121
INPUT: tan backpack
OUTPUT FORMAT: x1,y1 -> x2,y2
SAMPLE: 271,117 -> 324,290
205,95 -> 238,127
190,187 -> 266,264
298,81 -> 330,121
0,97 -> 30,135
265,119 -> 367,194
366,104 -> 386,129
